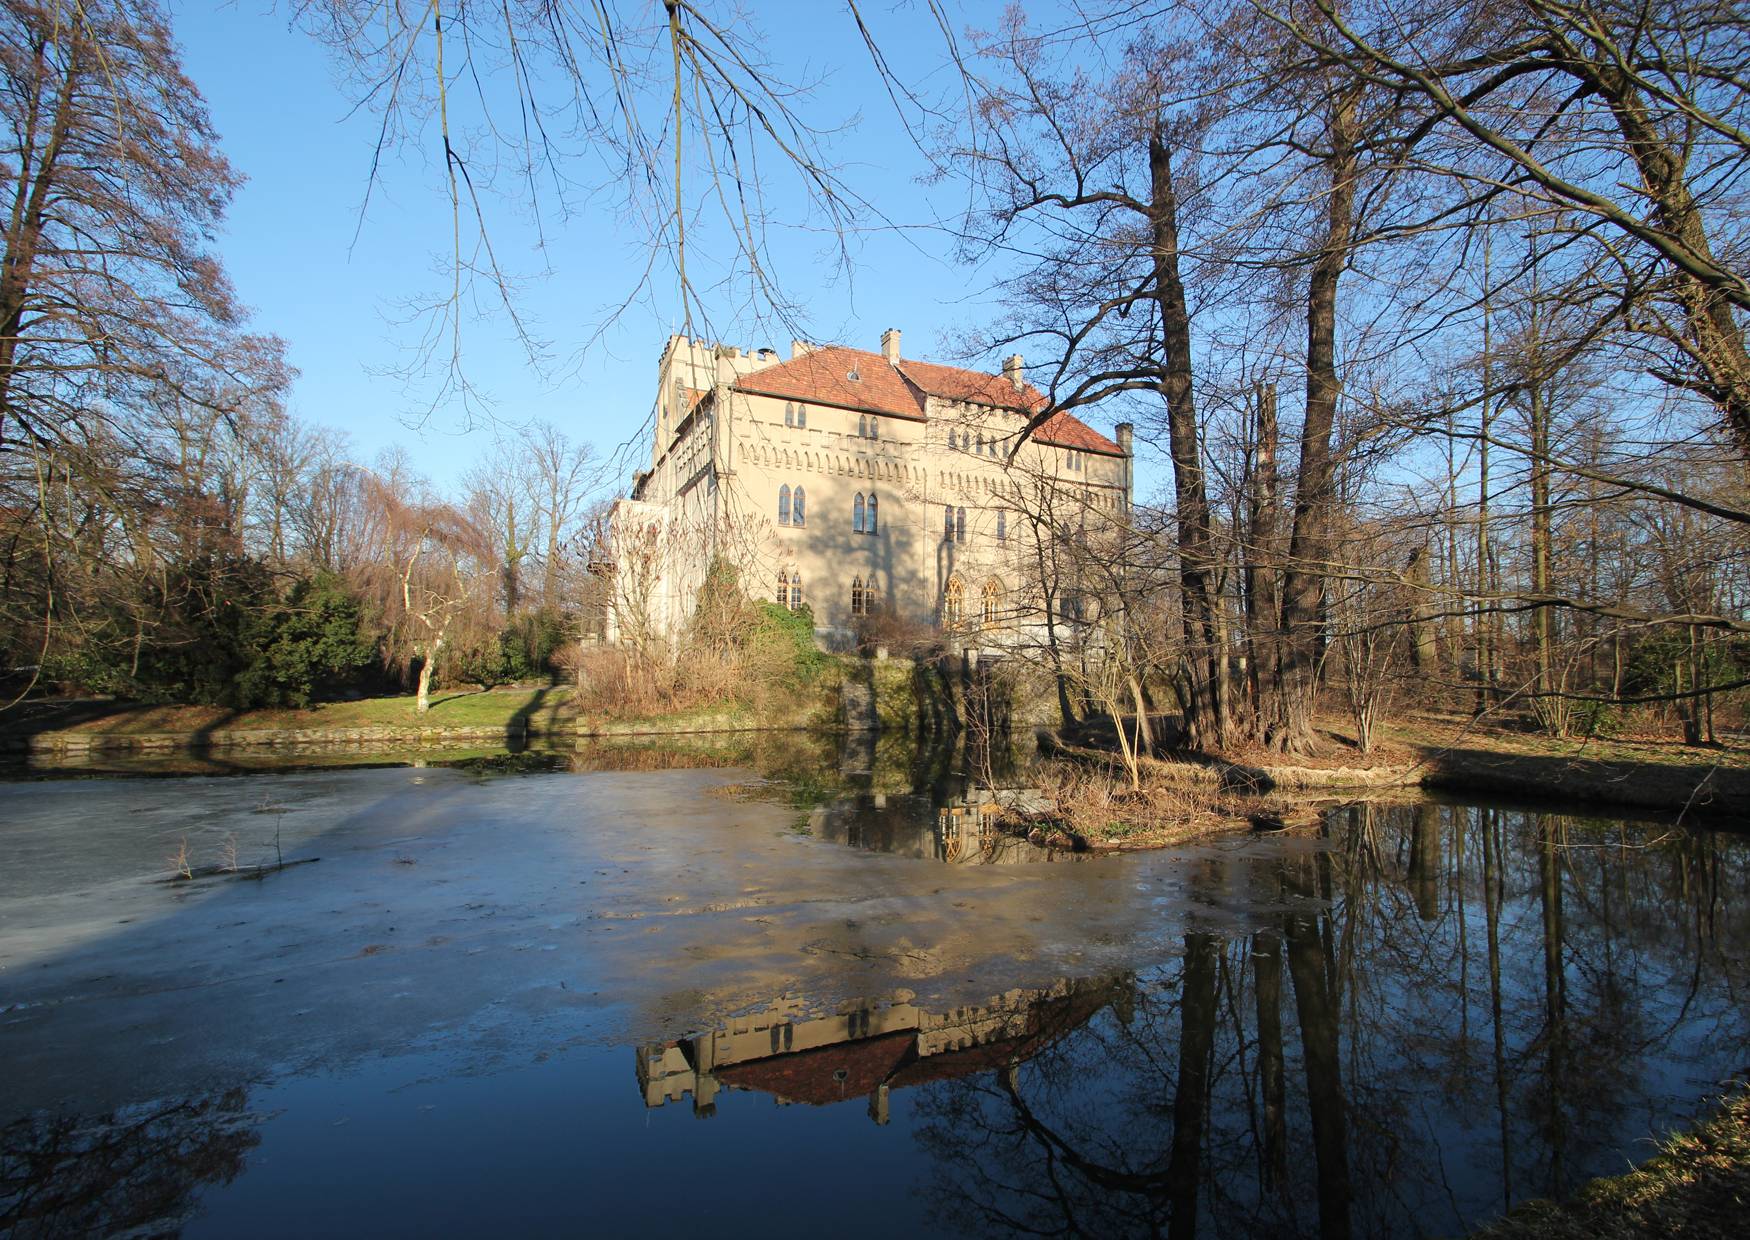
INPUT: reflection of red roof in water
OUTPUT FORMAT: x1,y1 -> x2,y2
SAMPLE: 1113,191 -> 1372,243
711,991 -> 1114,1108
714,1030 -> 918,1106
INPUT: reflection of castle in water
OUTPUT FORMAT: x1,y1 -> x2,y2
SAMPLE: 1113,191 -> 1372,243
637,977 -> 1126,1121
809,792 -> 1084,864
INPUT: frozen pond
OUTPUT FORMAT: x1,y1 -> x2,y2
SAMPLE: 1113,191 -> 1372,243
2,737 -> 1746,1236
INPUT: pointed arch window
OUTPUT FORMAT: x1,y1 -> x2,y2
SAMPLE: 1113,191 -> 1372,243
785,402 -> 795,428
982,580 -> 1002,628
865,493 -> 878,535
956,506 -> 967,542
776,570 -> 789,605
789,571 -> 804,610
858,415 -> 868,438
851,576 -> 866,616
943,577 -> 965,627
996,509 -> 1007,541
853,492 -> 866,533
778,485 -> 792,525
791,486 -> 806,526
869,418 -> 878,440
943,505 -> 954,540
796,404 -> 808,429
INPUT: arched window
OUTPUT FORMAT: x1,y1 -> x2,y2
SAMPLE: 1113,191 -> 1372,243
851,576 -> 865,616
976,433 -> 986,455
796,405 -> 807,429
776,570 -> 789,605
778,484 -> 791,525
869,418 -> 878,440
784,402 -> 795,428
792,486 -> 807,526
996,509 -> 1007,541
866,582 -> 880,614
955,506 -> 967,542
943,505 -> 955,541
944,577 -> 965,626
858,415 -> 867,438
866,493 -> 878,535
853,492 -> 865,533
789,571 -> 804,610
982,580 -> 1002,628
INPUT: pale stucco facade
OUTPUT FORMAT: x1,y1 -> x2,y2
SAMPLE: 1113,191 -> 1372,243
608,331 -> 1132,650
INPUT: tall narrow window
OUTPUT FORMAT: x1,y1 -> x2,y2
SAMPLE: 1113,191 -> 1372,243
776,570 -> 789,605
955,506 -> 967,542
789,572 -> 804,610
944,577 -> 964,626
858,415 -> 868,438
944,505 -> 954,540
996,509 -> 1007,541
778,485 -> 791,526
869,418 -> 878,440
792,486 -> 807,526
866,493 -> 878,535
866,583 -> 881,614
851,577 -> 865,616
785,402 -> 794,428
853,492 -> 865,533
982,580 -> 1001,627
796,405 -> 807,429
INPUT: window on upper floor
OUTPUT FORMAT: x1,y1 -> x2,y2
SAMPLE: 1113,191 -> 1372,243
778,485 -> 791,526
996,509 -> 1007,541
796,404 -> 807,429
792,485 -> 806,526
866,493 -> 878,535
858,415 -> 867,438
869,417 -> 878,440
956,506 -> 967,542
853,492 -> 865,534
784,402 -> 795,428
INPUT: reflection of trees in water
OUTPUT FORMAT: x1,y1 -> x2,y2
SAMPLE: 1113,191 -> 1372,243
909,805 -> 1750,1238
0,1090 -> 261,1237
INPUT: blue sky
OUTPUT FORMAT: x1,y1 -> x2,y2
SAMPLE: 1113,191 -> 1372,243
174,2 -> 1082,495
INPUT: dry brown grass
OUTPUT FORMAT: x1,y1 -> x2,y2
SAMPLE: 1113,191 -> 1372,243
1026,760 -> 1254,850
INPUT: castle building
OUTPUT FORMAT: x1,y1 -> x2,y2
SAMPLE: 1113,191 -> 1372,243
607,330 -> 1132,648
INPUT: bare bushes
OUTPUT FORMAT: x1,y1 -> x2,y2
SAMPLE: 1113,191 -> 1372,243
561,560 -> 830,718
1030,758 -> 1232,848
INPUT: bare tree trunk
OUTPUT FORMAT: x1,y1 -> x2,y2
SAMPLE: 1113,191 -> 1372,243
416,634 -> 444,713
1245,383 -> 1281,732
1272,88 -> 1359,754
1149,127 -> 1228,751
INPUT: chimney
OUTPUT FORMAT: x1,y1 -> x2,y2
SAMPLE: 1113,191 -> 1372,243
880,327 -> 902,363
1116,422 -> 1135,512
1002,353 -> 1024,390
791,339 -> 814,359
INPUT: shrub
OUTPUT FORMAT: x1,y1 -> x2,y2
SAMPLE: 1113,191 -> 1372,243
233,572 -> 376,707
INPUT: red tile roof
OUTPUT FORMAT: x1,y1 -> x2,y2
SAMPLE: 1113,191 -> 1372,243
731,345 -> 1124,456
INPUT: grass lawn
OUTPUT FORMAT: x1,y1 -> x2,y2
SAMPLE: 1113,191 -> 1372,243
0,685 -> 576,738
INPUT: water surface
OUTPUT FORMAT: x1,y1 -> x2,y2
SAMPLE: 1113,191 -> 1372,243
1,737 -> 1743,1237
